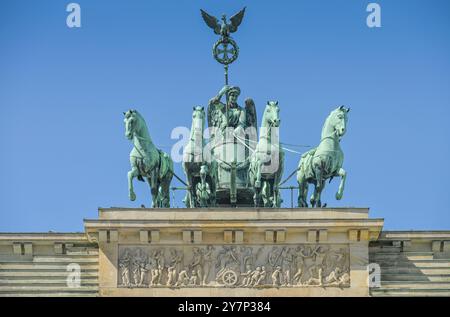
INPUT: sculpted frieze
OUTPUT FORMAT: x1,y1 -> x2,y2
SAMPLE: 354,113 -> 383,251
118,244 -> 350,288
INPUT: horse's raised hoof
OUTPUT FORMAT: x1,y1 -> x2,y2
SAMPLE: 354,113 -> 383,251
129,192 -> 136,201
253,197 -> 259,208
336,192 -> 343,200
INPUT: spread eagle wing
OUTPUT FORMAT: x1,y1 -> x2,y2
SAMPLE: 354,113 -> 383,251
207,99 -> 224,129
245,98 -> 257,129
200,9 -> 221,35
229,7 -> 246,33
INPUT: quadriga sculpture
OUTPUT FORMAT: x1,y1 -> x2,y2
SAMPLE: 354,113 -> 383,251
248,101 -> 284,207
297,106 -> 350,208
124,110 -> 173,207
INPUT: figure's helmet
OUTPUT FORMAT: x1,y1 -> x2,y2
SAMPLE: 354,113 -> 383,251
228,86 -> 241,98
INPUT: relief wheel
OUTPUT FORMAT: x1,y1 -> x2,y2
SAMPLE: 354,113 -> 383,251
222,270 -> 238,286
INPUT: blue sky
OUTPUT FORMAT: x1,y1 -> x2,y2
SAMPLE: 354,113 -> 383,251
0,0 -> 449,232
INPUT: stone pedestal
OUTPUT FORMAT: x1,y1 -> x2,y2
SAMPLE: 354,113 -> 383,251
84,207 -> 383,297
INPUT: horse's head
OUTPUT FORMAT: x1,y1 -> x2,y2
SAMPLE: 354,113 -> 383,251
329,106 -> 350,138
192,106 -> 205,130
263,101 -> 281,128
123,109 -> 140,140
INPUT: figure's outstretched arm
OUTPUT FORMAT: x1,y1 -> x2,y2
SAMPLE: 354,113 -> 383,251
209,85 -> 230,105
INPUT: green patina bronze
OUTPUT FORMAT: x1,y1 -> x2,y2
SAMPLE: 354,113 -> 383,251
122,8 -> 352,209
195,165 -> 213,207
297,106 -> 350,208
200,7 -> 245,67
182,106 -> 217,208
207,85 -> 257,135
124,110 -> 173,207
248,101 -> 285,207
206,85 -> 257,207
201,7 -> 246,86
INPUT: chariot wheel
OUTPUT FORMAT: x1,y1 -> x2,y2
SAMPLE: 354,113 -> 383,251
222,270 -> 238,286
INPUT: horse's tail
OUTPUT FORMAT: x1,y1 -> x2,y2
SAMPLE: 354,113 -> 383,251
247,157 -> 259,186
158,150 -> 174,182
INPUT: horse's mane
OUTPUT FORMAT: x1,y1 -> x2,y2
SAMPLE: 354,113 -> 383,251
132,110 -> 145,123
130,110 -> 152,142
261,105 -> 268,126
321,114 -> 332,138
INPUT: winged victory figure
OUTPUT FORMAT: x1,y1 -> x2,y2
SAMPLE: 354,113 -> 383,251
200,7 -> 246,40
207,85 -> 257,137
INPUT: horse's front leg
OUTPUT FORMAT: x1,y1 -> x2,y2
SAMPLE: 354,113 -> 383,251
159,176 -> 171,208
183,191 -> 191,208
253,186 -> 260,207
252,172 -> 260,207
182,162 -> 191,207
297,174 -> 308,207
335,168 -> 347,200
272,179 -> 279,208
254,158 -> 262,188
187,174 -> 196,208
260,179 -> 269,207
210,176 -> 217,207
316,180 -> 325,207
250,160 -> 261,207
211,162 -> 218,206
310,184 -> 318,208
148,170 -> 159,208
310,165 -> 323,207
262,181 -> 271,207
128,165 -> 138,201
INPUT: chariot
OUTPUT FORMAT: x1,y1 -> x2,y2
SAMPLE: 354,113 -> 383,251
216,267 -> 240,287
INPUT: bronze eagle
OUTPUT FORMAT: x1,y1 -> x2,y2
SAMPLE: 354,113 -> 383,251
200,7 -> 246,38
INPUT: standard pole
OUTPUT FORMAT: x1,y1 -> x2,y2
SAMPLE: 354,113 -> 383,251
224,64 -> 229,127
224,64 -> 229,86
